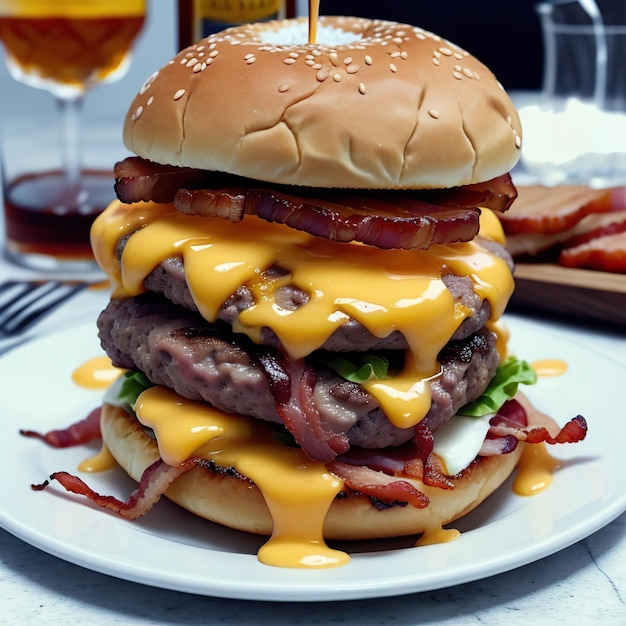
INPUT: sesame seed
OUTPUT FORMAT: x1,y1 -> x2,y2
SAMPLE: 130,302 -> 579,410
453,52 -> 464,60
400,51 -> 408,60
139,72 -> 158,95
329,52 -> 340,66
390,51 -> 401,58
147,96 -> 154,106
462,68 -> 474,79
358,82 -> 366,94
432,57 -> 440,66
389,63 -> 397,73
173,89 -> 186,100
514,133 -> 522,148
332,72 -> 342,82
346,63 -> 359,74
428,109 -> 440,119
186,58 -> 198,67
453,71 -> 463,80
283,57 -> 296,65
343,56 -> 352,64
316,67 -> 329,81
364,55 -> 373,65
439,47 -> 453,56
132,105 -> 143,120
454,64 -> 462,72
278,83 -> 289,93
244,53 -> 255,60
193,62 -> 203,72
312,62 -> 322,70
209,50 -> 219,57
289,51 -> 299,59
245,56 -> 256,65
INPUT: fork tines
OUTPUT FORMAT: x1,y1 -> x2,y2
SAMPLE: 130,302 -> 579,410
0,280 -> 87,337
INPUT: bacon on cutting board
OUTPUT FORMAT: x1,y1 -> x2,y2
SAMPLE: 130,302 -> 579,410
496,184 -> 626,273
505,208 -> 626,257
497,185 -> 613,236
560,231 -> 626,273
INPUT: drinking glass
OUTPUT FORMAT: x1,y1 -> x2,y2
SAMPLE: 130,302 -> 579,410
519,1 -> 626,187
0,0 -> 146,271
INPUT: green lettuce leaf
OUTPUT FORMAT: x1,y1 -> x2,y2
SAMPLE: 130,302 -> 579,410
458,356 -> 537,417
117,370 -> 153,410
317,353 -> 390,383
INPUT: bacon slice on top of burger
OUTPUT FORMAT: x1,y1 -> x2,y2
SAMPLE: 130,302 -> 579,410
34,16 -> 587,569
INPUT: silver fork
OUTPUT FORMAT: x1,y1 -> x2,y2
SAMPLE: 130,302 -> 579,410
0,280 -> 88,338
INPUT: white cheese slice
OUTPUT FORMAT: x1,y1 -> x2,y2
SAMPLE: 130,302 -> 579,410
433,413 -> 494,476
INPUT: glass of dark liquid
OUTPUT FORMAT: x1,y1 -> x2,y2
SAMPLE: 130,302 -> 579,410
0,0 -> 145,271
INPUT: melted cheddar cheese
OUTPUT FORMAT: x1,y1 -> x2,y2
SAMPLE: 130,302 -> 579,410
91,200 -> 514,429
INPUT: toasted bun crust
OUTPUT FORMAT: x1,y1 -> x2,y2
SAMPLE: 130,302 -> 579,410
123,16 -> 521,190
101,402 -> 524,540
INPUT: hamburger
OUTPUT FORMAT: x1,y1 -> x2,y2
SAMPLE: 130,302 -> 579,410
46,16 -> 587,568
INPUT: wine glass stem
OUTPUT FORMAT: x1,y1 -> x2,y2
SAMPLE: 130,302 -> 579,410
57,94 -> 85,197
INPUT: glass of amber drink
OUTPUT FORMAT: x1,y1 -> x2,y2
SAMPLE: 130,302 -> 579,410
0,0 -> 145,271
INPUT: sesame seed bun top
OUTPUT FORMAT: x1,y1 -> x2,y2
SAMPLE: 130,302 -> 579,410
123,16 -> 522,190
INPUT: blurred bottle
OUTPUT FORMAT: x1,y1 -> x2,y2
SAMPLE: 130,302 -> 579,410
178,0 -> 296,49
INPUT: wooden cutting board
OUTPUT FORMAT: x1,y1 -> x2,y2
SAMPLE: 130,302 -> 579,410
510,263 -> 626,327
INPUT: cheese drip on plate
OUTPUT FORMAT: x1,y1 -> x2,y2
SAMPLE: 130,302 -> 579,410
91,200 -> 514,429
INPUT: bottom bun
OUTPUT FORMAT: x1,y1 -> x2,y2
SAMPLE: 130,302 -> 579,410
101,403 -> 524,541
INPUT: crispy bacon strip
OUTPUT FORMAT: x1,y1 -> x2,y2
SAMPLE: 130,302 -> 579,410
113,156 -> 515,251
175,187 -> 246,221
274,358 -> 349,463
488,414 -> 588,444
478,435 -> 519,456
335,423 -> 453,491
328,460 -> 430,509
114,156 -> 516,212
20,408 -> 102,448
417,173 -> 517,212
245,189 -> 480,250
114,156 -> 220,203
33,459 -> 197,519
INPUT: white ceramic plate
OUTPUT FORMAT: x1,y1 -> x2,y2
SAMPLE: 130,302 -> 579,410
0,318 -> 624,602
